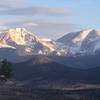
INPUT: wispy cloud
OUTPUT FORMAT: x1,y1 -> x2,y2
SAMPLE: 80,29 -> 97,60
0,0 -> 28,8
28,22 -> 80,39
0,0 -> 80,39
0,19 -> 80,39
0,6 -> 75,16
0,26 -> 8,30
23,22 -> 38,27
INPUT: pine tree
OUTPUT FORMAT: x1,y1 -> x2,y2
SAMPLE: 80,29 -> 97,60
0,59 -> 12,78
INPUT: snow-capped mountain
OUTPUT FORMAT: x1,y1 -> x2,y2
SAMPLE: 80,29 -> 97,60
57,29 -> 100,55
1,28 -> 100,62
0,28 -> 65,57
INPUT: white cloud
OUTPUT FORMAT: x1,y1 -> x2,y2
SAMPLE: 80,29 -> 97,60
0,26 -> 8,30
23,22 -> 38,27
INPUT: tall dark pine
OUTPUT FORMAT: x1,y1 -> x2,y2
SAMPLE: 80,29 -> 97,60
1,59 -> 12,78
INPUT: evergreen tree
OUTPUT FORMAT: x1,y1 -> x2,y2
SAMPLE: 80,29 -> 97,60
0,59 -> 12,78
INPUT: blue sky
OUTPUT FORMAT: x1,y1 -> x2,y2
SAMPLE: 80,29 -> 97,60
0,0 -> 100,39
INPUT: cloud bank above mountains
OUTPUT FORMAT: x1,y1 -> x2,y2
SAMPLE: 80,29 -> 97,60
0,0 -> 81,39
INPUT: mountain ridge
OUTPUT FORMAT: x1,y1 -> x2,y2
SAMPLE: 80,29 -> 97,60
0,28 -> 64,57
1,28 -> 100,64
57,28 -> 100,54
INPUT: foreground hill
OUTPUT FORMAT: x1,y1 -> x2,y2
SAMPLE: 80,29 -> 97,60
52,52 -> 100,69
13,55 -> 100,88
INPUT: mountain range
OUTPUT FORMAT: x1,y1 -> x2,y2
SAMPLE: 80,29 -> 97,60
1,28 -> 100,56
1,28 -> 100,69
0,28 -> 100,89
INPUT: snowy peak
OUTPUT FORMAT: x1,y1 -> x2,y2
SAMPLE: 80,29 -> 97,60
0,28 -> 51,46
0,28 -> 64,56
0,28 -> 29,45
7,28 -> 26,45
58,29 -> 100,45
72,29 -> 100,44
1,28 -> 100,57
57,29 -> 100,54
72,29 -> 92,43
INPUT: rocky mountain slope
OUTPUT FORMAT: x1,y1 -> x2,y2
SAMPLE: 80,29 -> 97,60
0,28 -> 65,62
57,29 -> 100,55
